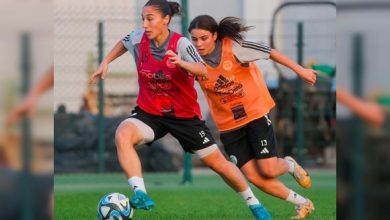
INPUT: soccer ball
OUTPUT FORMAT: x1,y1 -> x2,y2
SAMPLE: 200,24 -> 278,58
97,192 -> 134,220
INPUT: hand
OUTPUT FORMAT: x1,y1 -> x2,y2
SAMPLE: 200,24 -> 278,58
6,93 -> 39,125
359,101 -> 386,128
298,68 -> 317,86
165,50 -> 183,67
90,61 -> 108,84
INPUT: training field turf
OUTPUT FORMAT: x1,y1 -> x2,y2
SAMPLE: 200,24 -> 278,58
55,169 -> 335,220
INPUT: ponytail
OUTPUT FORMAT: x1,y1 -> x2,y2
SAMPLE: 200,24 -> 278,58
189,15 -> 252,43
217,17 -> 253,43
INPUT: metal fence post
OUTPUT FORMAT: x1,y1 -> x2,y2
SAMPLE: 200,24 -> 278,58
21,32 -> 32,220
296,22 -> 305,163
180,0 -> 192,184
351,33 -> 365,220
97,21 -> 105,173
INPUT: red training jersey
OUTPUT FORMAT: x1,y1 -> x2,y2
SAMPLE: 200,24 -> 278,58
136,32 -> 202,118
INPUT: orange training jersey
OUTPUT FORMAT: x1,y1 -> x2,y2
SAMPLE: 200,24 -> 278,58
197,38 -> 275,131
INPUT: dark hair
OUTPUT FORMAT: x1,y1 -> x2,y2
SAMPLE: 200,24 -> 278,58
188,15 -> 253,43
144,0 -> 181,23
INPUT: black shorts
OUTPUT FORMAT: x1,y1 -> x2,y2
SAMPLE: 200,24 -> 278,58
130,106 -> 216,153
220,116 -> 277,168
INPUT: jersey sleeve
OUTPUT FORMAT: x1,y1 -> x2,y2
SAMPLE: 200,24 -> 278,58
122,29 -> 143,57
177,37 -> 204,63
232,40 -> 271,63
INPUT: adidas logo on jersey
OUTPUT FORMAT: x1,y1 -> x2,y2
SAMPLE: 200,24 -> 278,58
202,137 -> 210,144
260,147 -> 269,154
214,75 -> 235,91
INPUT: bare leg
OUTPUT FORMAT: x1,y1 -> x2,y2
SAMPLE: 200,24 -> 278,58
256,156 -> 289,178
200,149 -> 273,219
115,120 -> 155,210
200,148 -> 248,192
241,159 -> 289,199
241,159 -> 314,219
115,121 -> 144,178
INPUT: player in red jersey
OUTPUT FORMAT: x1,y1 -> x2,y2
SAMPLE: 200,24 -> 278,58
90,1 -> 271,219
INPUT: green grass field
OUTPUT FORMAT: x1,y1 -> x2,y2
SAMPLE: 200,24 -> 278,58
55,169 -> 335,220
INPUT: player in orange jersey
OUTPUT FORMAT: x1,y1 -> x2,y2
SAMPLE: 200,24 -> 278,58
189,15 -> 317,219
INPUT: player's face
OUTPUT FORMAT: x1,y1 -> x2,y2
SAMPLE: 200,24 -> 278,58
142,6 -> 170,40
190,29 -> 218,56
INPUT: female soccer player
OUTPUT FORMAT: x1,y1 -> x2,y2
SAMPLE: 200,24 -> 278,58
189,15 -> 316,219
90,1 -> 271,219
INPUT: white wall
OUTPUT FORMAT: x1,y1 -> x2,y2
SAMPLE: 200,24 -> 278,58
188,0 -> 242,21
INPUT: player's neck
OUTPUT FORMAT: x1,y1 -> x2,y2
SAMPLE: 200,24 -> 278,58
153,29 -> 170,48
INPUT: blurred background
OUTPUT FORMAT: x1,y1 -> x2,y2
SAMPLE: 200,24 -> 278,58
0,0 -> 53,219
54,0 -> 336,218
337,1 -> 390,220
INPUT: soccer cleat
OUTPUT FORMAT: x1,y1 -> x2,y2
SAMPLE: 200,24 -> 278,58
290,199 -> 314,219
130,190 -> 155,210
249,204 -> 272,220
285,156 -> 312,189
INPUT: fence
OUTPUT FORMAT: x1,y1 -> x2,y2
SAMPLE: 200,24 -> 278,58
266,1 -> 336,165
54,1 -> 336,177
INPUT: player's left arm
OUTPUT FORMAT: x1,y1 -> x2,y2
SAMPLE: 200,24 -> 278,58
233,41 -> 317,86
7,65 -> 54,124
336,86 -> 385,127
270,49 -> 317,86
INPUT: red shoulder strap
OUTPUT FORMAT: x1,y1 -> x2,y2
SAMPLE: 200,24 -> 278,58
167,32 -> 182,53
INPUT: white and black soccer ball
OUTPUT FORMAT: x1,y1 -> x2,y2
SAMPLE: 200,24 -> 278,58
97,192 -> 134,220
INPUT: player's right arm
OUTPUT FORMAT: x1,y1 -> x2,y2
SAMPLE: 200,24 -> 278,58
90,40 -> 127,83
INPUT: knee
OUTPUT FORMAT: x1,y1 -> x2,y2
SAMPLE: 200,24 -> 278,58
115,121 -> 140,147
